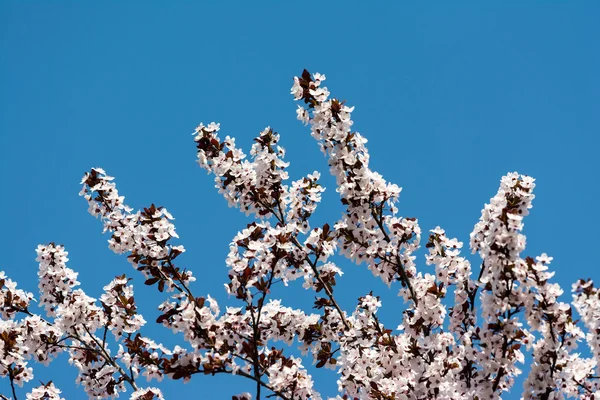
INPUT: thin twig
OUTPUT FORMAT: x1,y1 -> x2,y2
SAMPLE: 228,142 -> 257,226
80,325 -> 139,391
8,367 -> 18,400
370,208 -> 418,306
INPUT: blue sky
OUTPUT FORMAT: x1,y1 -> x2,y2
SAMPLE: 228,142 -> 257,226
1,2 -> 599,399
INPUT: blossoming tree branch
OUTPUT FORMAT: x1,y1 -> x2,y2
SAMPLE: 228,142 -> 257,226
1,70 -> 599,400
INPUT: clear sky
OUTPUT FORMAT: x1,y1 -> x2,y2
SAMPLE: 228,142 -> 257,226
1,2 -> 599,399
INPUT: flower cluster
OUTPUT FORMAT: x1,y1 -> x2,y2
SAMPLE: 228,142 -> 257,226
193,123 -> 288,219
25,381 -> 64,400
129,387 -> 164,400
101,275 -> 147,339
285,172 -> 325,233
36,244 -> 130,399
81,168 -> 191,293
522,256 -> 596,399
572,279 -> 600,394
0,243 -> 150,400
292,70 -> 417,305
0,271 -> 33,320
467,173 -> 537,397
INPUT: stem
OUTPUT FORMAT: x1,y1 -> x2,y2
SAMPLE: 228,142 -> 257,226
469,262 -> 485,312
101,325 -> 109,348
252,262 -> 279,400
247,303 -> 262,400
8,367 -> 18,400
80,325 -> 139,391
291,235 -> 350,329
370,208 -> 418,306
